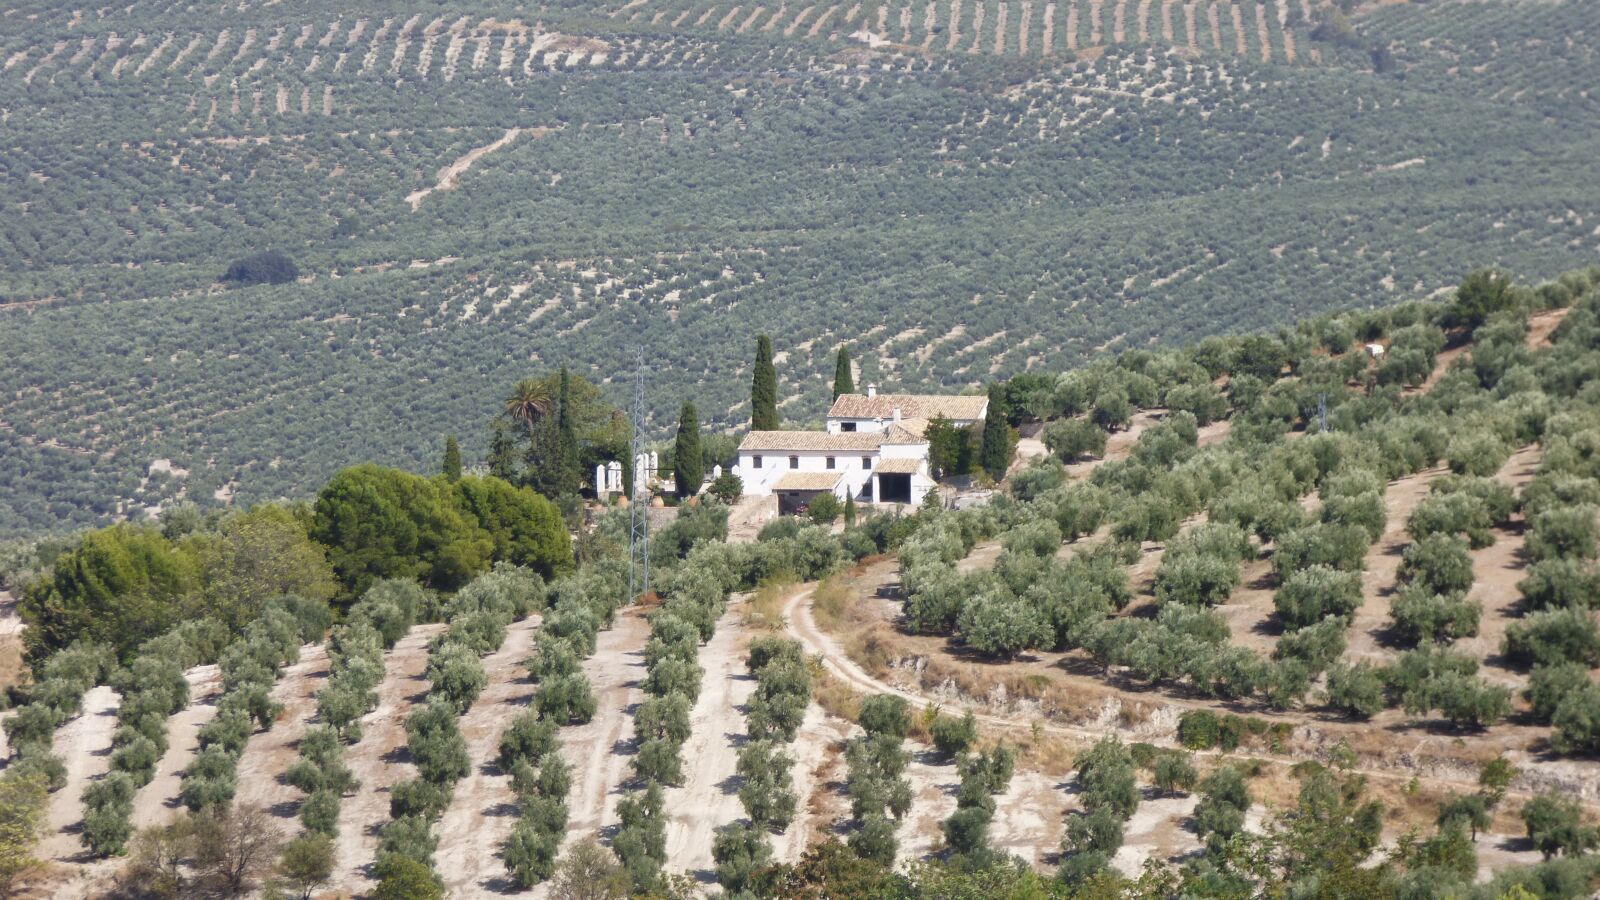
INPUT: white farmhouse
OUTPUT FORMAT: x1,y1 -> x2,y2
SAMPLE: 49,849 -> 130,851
733,387 -> 987,513
734,424 -> 935,513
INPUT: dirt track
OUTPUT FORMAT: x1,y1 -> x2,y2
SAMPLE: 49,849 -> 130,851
42,684 -> 120,862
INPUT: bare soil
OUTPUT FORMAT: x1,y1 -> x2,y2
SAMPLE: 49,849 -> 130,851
334,622 -> 448,891
42,684 -> 120,863
435,613 -> 543,895
660,603 -> 756,882
558,605 -> 648,854
233,642 -> 331,824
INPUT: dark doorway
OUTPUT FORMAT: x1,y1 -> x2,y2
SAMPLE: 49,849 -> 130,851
877,473 -> 911,504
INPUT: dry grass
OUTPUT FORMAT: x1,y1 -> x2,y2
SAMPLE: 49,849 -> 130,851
811,666 -> 862,724
741,579 -> 795,631
0,635 -> 26,695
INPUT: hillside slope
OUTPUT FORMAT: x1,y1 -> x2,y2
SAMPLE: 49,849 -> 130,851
2,0 -> 1598,534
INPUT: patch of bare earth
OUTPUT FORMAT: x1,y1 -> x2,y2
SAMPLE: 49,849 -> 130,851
334,622 -> 448,891
776,702 -> 852,861
43,685 -> 120,863
661,604 -> 755,880
559,606 -> 648,853
233,642 -> 331,823
435,613 -> 543,895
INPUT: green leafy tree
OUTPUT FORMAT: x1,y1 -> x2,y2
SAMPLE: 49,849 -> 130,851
452,475 -> 572,578
712,822 -> 773,893
372,855 -> 443,900
673,402 -> 704,497
832,346 -> 854,400
311,464 -> 492,596
277,833 -> 335,899
1449,269 -> 1516,332
0,771 -> 50,893
1521,792 -> 1600,859
752,335 -> 779,430
21,524 -> 199,659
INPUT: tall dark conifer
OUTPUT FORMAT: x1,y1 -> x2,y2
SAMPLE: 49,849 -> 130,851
832,346 -> 854,400
752,335 -> 779,431
441,435 -> 462,482
674,402 -> 703,497
979,384 -> 1013,480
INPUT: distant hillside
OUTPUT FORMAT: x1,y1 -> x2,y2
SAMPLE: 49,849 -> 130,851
2,0 -> 1598,534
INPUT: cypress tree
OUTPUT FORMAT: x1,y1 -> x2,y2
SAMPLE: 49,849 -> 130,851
979,384 -> 1013,480
488,418 -> 518,482
844,493 -> 857,526
441,436 -> 462,483
674,402 -> 704,498
832,346 -> 854,400
752,335 -> 779,431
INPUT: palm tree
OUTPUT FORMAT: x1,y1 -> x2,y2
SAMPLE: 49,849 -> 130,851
504,379 -> 552,433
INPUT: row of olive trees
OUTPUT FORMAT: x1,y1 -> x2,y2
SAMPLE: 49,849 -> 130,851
1509,402 -> 1600,754
498,562 -> 630,889
711,635 -> 811,893
374,567 -> 546,890
288,580 -> 431,847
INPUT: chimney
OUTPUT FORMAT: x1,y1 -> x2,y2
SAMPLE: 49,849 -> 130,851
892,406 -> 901,423
866,384 -> 877,398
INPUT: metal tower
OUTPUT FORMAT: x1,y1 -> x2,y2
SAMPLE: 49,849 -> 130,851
627,347 -> 650,599
1317,392 -> 1329,433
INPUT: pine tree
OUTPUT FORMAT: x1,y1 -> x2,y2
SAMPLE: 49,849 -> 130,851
441,436 -> 462,483
832,346 -> 854,400
979,384 -> 1013,480
674,402 -> 703,497
752,335 -> 779,431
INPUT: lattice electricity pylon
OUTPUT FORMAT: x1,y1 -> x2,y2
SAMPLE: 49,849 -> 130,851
1317,392 -> 1328,433
627,347 -> 650,600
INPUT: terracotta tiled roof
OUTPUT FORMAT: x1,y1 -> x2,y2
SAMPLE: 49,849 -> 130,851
883,420 -> 928,442
774,472 -> 845,491
738,431 -> 886,451
826,393 -> 988,421
872,457 -> 924,474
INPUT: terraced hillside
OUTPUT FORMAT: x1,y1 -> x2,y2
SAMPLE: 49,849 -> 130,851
11,272 -> 1600,898
3,0 -> 1599,534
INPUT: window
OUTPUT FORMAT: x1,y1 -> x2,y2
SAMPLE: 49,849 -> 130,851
789,456 -> 799,469
863,457 -> 873,470
752,455 -> 762,469
826,456 -> 836,470
841,422 -> 857,432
